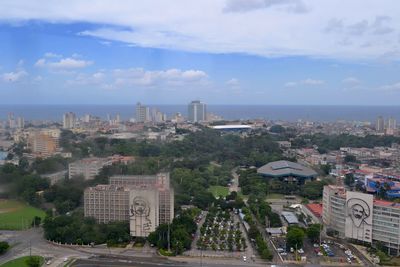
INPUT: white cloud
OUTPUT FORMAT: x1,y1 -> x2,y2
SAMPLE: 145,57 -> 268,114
342,77 -> 361,85
223,0 -> 309,13
33,75 -> 43,82
1,1 -> 400,60
68,67 -> 208,89
2,70 -> 27,82
44,52 -> 62,58
379,82 -> 400,92
285,78 -> 325,87
35,56 -> 93,70
113,68 -> 208,87
226,78 -> 240,86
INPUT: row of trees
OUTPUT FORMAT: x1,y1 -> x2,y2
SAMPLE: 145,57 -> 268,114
247,195 -> 282,227
240,207 -> 273,260
286,224 -> 322,250
239,168 -> 330,200
147,209 -> 198,255
60,128 -> 282,168
43,211 -> 130,246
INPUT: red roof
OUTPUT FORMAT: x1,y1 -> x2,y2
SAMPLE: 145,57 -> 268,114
306,203 -> 323,218
374,199 -> 394,206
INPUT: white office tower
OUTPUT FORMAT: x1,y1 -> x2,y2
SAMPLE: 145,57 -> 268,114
376,116 -> 385,133
17,117 -> 24,129
188,100 -> 206,122
388,117 -> 397,130
63,112 -> 76,129
8,113 -> 15,129
135,102 -> 150,122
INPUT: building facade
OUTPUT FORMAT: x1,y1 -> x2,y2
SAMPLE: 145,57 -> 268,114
27,129 -> 60,157
68,157 -> 111,180
84,173 -> 174,237
63,112 -> 77,129
376,116 -> 385,133
136,102 -> 150,123
188,100 -> 206,122
323,185 -> 400,255
84,185 -> 130,223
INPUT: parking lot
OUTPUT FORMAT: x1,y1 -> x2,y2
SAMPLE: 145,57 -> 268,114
271,236 -> 362,265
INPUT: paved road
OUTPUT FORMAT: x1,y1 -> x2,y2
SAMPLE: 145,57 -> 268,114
73,255 -> 316,267
0,228 -> 90,266
229,168 -> 239,193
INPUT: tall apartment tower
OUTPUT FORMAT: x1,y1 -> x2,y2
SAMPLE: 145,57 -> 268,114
376,116 -> 385,133
135,102 -> 150,122
8,113 -> 15,129
388,117 -> 397,130
17,117 -> 24,129
63,112 -> 76,129
188,100 -> 206,122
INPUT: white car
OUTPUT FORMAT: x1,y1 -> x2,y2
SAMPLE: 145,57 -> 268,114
280,252 -> 288,256
63,257 -> 68,262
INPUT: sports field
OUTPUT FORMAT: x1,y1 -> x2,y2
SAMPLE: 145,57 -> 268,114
0,200 -> 46,230
0,256 -> 44,267
208,186 -> 229,198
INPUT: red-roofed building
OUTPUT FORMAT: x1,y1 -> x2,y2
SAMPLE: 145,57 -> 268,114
306,203 -> 323,218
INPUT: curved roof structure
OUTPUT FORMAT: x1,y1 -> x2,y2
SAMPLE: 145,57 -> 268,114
211,125 -> 252,130
257,160 -> 317,179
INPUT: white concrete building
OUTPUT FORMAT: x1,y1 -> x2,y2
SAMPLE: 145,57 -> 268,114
323,185 -> 400,255
68,157 -> 111,180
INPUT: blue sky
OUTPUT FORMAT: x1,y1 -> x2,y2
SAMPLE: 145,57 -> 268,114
0,0 -> 400,105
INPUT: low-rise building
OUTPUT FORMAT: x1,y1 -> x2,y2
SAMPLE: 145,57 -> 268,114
69,157 -> 111,180
257,160 -> 318,184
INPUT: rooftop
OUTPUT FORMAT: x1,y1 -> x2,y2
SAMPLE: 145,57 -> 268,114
305,203 -> 323,218
257,160 -> 317,178
211,125 -> 252,130
281,211 -> 299,224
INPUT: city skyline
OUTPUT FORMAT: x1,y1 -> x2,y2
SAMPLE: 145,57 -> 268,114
0,1 -> 400,105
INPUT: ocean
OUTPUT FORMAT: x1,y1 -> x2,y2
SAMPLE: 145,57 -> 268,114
0,105 -> 399,123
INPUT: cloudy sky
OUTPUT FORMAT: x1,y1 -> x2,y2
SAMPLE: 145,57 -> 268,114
1,0 -> 400,105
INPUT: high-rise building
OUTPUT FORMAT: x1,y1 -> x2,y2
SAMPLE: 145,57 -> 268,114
388,117 -> 397,130
188,100 -> 206,122
136,102 -> 150,122
376,116 -> 385,133
63,112 -> 76,129
84,173 -> 174,237
8,113 -> 15,129
16,117 -> 24,129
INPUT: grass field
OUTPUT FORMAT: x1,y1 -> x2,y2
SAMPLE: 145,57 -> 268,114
265,193 -> 285,199
0,200 -> 46,230
208,186 -> 229,198
0,256 -> 44,267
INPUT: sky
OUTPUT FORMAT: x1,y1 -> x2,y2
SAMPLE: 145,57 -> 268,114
1,0 -> 400,105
